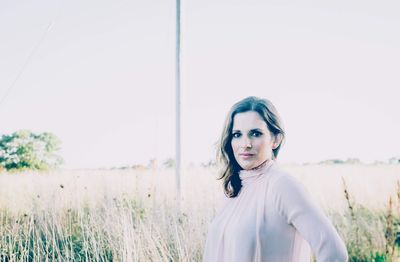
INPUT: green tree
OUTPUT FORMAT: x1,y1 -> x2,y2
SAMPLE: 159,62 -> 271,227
0,130 -> 63,171
162,157 -> 175,169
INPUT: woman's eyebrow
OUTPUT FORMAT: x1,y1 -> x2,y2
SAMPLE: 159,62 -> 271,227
232,128 -> 262,133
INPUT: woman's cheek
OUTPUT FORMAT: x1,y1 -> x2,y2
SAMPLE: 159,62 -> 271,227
231,141 -> 238,153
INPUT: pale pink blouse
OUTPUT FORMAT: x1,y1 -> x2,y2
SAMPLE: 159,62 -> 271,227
203,160 -> 348,262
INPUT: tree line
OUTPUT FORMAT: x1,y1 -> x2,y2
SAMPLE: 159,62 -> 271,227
0,130 -> 62,171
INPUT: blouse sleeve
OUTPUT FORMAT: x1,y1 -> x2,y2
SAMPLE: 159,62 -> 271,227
270,174 -> 348,262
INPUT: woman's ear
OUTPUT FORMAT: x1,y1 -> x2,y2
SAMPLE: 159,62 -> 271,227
272,134 -> 283,149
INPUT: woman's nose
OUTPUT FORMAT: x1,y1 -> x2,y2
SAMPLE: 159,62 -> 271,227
241,137 -> 252,148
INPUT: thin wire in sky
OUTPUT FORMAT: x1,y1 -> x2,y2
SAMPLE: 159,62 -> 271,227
0,1 -> 63,110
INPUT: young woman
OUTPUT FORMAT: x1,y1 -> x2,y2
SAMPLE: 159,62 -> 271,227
203,96 -> 348,261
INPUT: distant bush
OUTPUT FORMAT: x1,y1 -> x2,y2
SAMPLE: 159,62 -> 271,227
0,130 -> 63,171
319,159 -> 346,165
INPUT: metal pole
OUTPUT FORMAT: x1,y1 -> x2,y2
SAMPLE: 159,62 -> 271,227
175,0 -> 181,210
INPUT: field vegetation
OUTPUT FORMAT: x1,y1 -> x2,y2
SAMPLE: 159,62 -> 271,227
0,163 -> 399,261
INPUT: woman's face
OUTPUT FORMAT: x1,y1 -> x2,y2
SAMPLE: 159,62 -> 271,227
231,111 -> 276,170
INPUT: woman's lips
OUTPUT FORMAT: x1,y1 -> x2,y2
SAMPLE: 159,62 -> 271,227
240,153 -> 254,159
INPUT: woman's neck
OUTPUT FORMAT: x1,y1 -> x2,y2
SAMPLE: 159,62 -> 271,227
249,159 -> 271,171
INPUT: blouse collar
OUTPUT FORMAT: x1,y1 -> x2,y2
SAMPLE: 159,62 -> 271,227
239,159 -> 275,182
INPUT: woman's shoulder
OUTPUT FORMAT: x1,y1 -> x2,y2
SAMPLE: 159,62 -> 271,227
268,163 -> 309,198
269,163 -> 299,186
267,164 -> 318,221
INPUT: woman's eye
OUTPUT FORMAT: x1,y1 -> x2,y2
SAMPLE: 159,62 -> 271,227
251,131 -> 262,137
232,133 -> 241,138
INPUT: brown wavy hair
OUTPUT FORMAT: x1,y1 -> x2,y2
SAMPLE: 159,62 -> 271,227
216,96 -> 286,198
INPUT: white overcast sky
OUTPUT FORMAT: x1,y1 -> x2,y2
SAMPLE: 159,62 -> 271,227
0,0 -> 399,168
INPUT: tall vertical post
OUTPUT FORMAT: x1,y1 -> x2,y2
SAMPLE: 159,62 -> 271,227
175,0 -> 181,210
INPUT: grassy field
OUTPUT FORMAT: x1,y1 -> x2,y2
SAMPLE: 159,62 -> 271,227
0,163 -> 399,261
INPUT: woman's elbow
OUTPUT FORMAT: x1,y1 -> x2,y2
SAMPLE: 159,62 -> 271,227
317,237 -> 348,261
331,242 -> 348,262
337,247 -> 348,262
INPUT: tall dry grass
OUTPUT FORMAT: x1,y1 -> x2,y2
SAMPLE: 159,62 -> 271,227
0,163 -> 399,261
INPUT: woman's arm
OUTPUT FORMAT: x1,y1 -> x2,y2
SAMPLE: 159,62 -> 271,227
270,173 -> 348,262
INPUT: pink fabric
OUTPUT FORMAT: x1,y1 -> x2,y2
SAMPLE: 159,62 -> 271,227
203,160 -> 348,262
